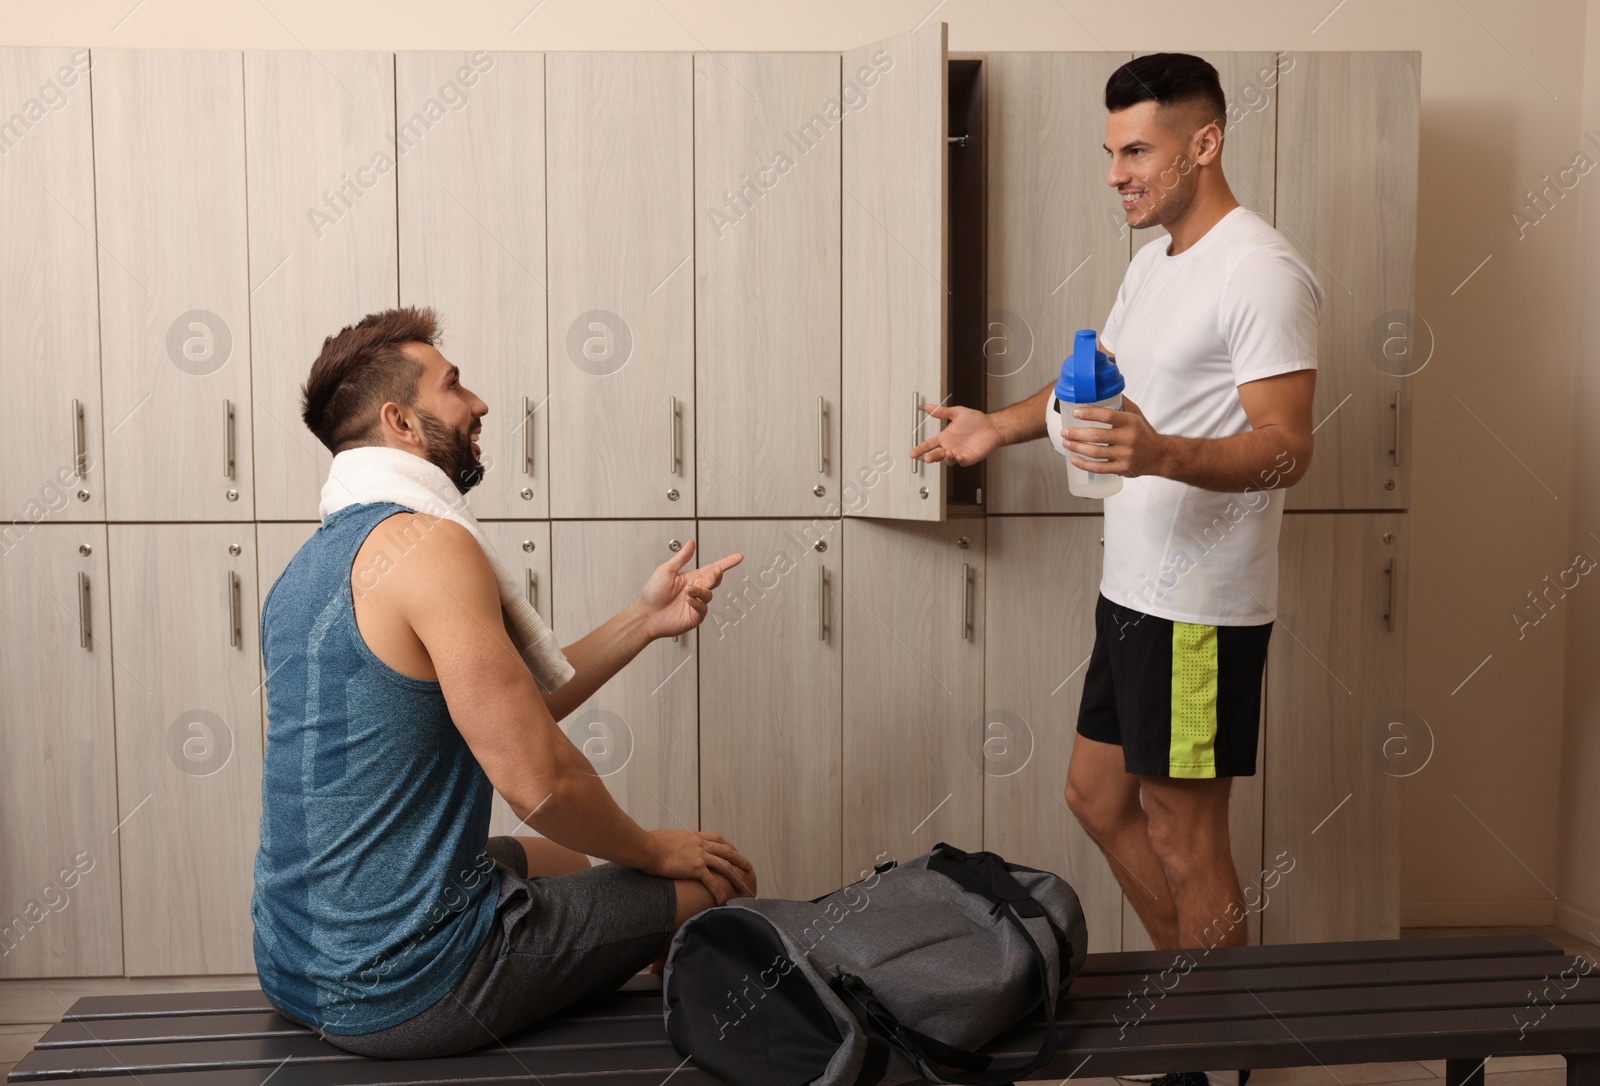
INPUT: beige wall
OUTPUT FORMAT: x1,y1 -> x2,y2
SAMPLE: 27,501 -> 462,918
4,0 -> 1593,926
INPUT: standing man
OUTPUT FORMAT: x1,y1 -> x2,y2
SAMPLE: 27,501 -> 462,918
910,54 -> 1321,1086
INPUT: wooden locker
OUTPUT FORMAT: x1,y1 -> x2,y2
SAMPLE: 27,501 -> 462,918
842,519 -> 983,882
0,525 -> 122,977
694,53 -> 841,519
549,520 -> 699,839
93,50 -> 254,522
982,515 -> 1122,953
841,24 -> 950,522
1262,512 -> 1405,942
1279,52 -> 1419,511
109,524 -> 264,974
473,520 -> 555,839
546,54 -> 694,520
698,518 -> 843,900
0,48 -> 104,525
983,52 -> 1130,515
398,52 -> 549,520
247,50 -> 399,521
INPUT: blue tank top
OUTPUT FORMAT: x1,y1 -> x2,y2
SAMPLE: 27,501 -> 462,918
252,501 -> 499,1035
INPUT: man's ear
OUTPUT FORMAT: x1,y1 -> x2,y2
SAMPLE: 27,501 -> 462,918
1194,119 -> 1224,165
378,400 -> 422,449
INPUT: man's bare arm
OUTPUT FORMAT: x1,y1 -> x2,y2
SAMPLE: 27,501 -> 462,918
539,606 -> 652,722
393,519 -> 752,897
1063,369 -> 1316,492
538,539 -> 742,722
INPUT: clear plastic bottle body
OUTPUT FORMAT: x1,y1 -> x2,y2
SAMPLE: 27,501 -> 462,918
1046,392 -> 1123,499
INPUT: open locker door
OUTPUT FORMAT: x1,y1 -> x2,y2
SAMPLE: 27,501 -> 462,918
841,22 -> 949,521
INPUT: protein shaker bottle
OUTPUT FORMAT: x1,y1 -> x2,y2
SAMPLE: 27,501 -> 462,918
1045,329 -> 1126,499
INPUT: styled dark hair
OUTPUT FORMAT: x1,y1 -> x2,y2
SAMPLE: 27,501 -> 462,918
301,306 -> 440,453
1105,53 -> 1227,131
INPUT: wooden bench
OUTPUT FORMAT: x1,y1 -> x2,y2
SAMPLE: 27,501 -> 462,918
9,934 -> 1598,1084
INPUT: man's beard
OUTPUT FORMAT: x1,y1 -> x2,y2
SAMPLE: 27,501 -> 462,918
415,408 -> 484,495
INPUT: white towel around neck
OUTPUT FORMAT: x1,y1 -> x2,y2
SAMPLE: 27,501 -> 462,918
319,445 -> 575,692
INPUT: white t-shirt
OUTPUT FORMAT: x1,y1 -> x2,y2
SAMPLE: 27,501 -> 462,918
1097,206 -> 1323,626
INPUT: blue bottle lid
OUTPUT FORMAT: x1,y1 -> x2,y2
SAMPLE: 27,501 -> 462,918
1054,329 -> 1126,404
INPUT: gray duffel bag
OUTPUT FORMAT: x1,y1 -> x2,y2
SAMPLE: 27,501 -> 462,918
661,842 -> 1088,1086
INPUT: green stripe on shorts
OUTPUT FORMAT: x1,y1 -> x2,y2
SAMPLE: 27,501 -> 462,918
1169,621 -> 1219,778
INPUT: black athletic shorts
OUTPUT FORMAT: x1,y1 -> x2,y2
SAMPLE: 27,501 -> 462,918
1076,593 -> 1273,778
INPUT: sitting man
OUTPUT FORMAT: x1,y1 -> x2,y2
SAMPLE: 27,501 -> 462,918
252,306 -> 755,1059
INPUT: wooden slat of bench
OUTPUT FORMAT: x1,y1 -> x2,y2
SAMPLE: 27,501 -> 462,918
61,977 -> 667,1022
15,1014 -> 682,1077
9,1040 -> 725,1085
993,1002 -> 1600,1078
1078,933 -> 1561,975
1068,951 -> 1583,998
37,1006 -> 663,1050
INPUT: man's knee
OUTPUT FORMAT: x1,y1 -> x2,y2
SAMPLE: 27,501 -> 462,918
1064,773 -> 1139,838
1142,782 -> 1232,869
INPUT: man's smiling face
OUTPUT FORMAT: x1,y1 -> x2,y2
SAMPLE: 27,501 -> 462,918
1104,98 -> 1213,231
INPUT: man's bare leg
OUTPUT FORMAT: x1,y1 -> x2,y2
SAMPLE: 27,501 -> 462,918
646,865 -> 761,974
1065,736 -> 1180,948
513,835 -> 591,877
1139,776 -> 1244,949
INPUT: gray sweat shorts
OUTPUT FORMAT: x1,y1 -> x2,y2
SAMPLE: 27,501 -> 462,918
296,836 -> 678,1060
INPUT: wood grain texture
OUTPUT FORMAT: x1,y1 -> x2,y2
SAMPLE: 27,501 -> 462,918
0,525 -> 122,977
841,25 -> 948,521
1277,52 -> 1419,511
549,520 -> 698,836
473,520 -> 554,838
694,53 -> 841,518
981,515 -> 1122,954
546,54 -> 694,519
0,48 -> 103,524
1263,512 -> 1405,942
983,52 -> 1129,515
108,524 -> 263,974
842,518 -> 983,882
246,50 -> 398,521
697,519 -> 842,899
398,52 -> 548,520
92,50 -> 254,522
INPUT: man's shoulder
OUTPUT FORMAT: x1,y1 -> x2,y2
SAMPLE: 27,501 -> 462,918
351,512 -> 488,600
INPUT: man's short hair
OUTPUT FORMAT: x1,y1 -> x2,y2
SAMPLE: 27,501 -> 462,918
301,306 -> 440,453
1105,53 -> 1227,132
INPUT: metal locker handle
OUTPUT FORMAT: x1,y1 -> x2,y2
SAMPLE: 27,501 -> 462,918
1391,390 -> 1402,467
913,391 -> 924,474
1384,558 -> 1396,633
523,396 -> 535,476
228,570 -> 242,648
817,396 -> 826,474
525,568 -> 537,612
960,562 -> 972,641
668,396 -> 679,476
78,571 -> 91,649
818,566 -> 827,642
223,400 -> 236,480
72,399 -> 87,479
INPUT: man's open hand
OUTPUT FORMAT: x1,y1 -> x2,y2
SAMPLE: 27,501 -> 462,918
636,539 -> 743,640
909,403 -> 1004,467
